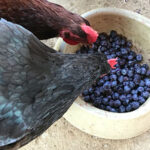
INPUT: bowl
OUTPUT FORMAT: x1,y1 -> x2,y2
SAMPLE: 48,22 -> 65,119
54,8 -> 150,139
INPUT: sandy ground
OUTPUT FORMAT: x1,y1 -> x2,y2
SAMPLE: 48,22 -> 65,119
21,0 -> 150,150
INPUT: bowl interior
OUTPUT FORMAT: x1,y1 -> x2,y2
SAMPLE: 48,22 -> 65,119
58,8 -> 150,119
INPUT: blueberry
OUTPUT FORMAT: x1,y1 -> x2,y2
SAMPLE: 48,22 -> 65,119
110,30 -> 117,38
109,100 -> 114,107
104,51 -> 110,55
131,90 -> 138,94
126,41 -> 132,47
131,102 -> 140,110
114,100 -> 121,107
88,87 -> 94,94
97,79 -> 104,86
82,90 -> 89,96
121,69 -> 127,75
124,85 -> 131,93
100,40 -> 108,46
110,74 -> 117,81
128,61 -> 135,66
118,76 -> 124,83
133,94 -> 138,101
111,81 -> 117,87
106,106 -> 112,111
126,104 -> 132,112
98,46 -> 107,53
103,81 -> 111,90
93,97 -> 102,106
141,67 -> 147,75
102,98 -> 109,105
94,90 -> 101,97
103,75 -> 109,81
99,104 -> 105,110
142,64 -> 149,70
128,55 -> 134,60
120,95 -> 126,101
128,70 -> 134,77
116,70 -> 121,76
139,96 -> 146,104
84,95 -> 91,102
142,91 -> 150,99
119,59 -> 126,66
146,87 -> 150,92
127,94 -> 132,100
139,80 -> 145,87
116,51 -> 122,57
119,105 -> 126,113
137,87 -> 144,93
145,78 -> 150,87
123,99 -> 130,106
135,67 -> 141,74
90,94 -> 95,102
129,81 -> 135,89
136,54 -> 143,62
121,48 -> 128,55
99,32 -> 108,40
113,92 -> 119,99
146,70 -> 150,77
110,108 -> 117,112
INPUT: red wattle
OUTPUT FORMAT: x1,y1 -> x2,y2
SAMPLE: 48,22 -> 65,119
107,58 -> 118,69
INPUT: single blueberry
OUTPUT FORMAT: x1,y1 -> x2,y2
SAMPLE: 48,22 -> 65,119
102,98 -> 109,105
128,55 -> 134,60
142,91 -> 150,98
114,100 -> 121,107
126,41 -> 132,47
133,94 -> 138,101
94,90 -> 101,97
145,78 -> 150,87
139,96 -> 146,104
110,30 -> 117,38
110,74 -> 117,81
123,99 -> 130,106
106,106 -> 112,111
111,81 -> 117,87
88,87 -> 94,94
84,95 -> 91,102
141,67 -> 147,75
120,95 -> 126,101
121,69 -> 127,75
99,104 -> 105,110
119,105 -> 126,113
131,102 -> 140,110
109,100 -> 114,107
135,67 -> 141,74
126,104 -> 132,112
136,54 -> 143,62
90,94 -> 95,102
116,70 -> 121,76
116,51 -> 122,57
137,87 -> 144,93
139,80 -> 145,87
124,85 -> 131,93
82,90 -> 89,96
142,64 -> 149,70
118,76 -> 124,83
128,70 -> 134,77
100,40 -> 108,46
110,108 -> 117,112
127,94 -> 132,100
146,70 -> 150,77
121,48 -> 128,55
113,92 -> 119,99
93,97 -> 102,106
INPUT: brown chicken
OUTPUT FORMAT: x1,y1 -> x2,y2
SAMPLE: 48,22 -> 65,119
0,0 -> 98,45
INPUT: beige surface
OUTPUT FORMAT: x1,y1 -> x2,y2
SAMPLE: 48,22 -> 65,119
21,0 -> 150,150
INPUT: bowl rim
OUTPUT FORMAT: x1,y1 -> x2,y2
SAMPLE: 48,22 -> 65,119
54,7 -> 150,121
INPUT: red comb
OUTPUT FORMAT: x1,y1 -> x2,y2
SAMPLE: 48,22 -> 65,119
81,24 -> 98,44
107,58 -> 118,69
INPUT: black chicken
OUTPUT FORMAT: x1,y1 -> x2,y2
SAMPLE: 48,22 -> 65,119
0,19 -> 110,150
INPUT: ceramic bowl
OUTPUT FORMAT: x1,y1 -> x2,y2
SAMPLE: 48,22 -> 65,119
54,8 -> 150,139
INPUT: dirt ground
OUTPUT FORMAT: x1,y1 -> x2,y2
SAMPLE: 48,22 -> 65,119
21,0 -> 150,150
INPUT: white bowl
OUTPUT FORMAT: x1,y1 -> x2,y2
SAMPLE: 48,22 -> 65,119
54,8 -> 150,139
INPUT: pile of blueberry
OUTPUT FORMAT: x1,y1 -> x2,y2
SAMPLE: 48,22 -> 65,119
77,30 -> 150,113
